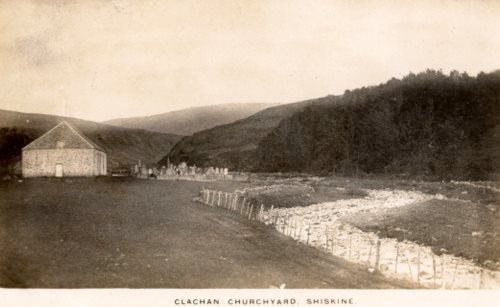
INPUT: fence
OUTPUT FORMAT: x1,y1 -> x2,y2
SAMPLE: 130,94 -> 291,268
197,188 -> 500,289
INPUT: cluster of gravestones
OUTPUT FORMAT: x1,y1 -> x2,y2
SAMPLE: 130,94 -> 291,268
132,160 -> 229,177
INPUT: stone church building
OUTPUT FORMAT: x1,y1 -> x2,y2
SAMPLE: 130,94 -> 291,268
22,121 -> 107,177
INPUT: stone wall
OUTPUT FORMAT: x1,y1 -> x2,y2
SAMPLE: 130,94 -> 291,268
22,149 -> 106,177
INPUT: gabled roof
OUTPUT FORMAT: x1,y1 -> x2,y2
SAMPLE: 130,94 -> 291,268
22,121 -> 105,152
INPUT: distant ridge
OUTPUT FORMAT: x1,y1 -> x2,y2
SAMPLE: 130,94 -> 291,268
159,96 -> 340,170
0,109 -> 182,174
104,102 -> 279,135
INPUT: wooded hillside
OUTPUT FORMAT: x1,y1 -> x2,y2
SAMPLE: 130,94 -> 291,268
255,70 -> 500,180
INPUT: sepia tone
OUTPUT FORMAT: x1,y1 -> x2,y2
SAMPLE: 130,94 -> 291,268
0,0 -> 499,302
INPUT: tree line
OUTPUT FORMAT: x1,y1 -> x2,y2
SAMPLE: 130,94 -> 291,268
255,70 -> 500,180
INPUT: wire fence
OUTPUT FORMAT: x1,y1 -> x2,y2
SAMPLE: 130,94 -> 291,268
197,188 -> 500,289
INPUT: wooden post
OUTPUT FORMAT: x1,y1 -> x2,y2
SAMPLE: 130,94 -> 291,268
478,268 -> 484,289
298,220 -> 303,241
367,240 -> 373,265
407,252 -> 413,280
240,198 -> 245,215
217,191 -> 221,207
417,246 -> 421,285
375,239 -> 381,271
241,198 -> 246,212
306,223 -> 311,245
225,192 -> 228,208
248,204 -> 254,220
259,204 -> 264,222
268,205 -> 274,225
432,253 -> 437,289
441,258 -> 446,289
451,261 -> 458,289
212,190 -> 216,206
395,244 -> 399,273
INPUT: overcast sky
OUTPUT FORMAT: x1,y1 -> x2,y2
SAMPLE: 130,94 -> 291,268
1,0 -> 500,121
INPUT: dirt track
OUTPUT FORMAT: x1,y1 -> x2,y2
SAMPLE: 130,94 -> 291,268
0,178 -> 413,288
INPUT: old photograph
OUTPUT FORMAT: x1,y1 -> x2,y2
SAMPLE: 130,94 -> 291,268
0,0 -> 499,306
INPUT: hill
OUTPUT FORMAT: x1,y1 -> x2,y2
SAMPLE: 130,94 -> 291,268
0,109 -> 182,175
104,103 -> 278,135
159,96 -> 341,170
255,70 -> 500,180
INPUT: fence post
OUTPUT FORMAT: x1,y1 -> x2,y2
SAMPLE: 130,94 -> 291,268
375,239 -> 381,271
248,204 -> 254,220
395,244 -> 399,273
298,220 -> 303,241
306,223 -> 311,245
417,246 -> 421,286
432,253 -> 437,288
240,199 -> 245,215
367,239 -> 373,265
259,204 -> 264,222
451,261 -> 458,289
269,205 -> 274,223
217,191 -> 221,207
239,197 -> 247,211
478,268 -> 484,289
441,258 -> 446,289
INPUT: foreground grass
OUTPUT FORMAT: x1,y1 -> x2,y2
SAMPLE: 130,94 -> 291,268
0,177 -> 409,288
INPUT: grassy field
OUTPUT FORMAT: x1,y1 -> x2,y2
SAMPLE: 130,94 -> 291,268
0,177 -> 410,288
344,198 -> 500,270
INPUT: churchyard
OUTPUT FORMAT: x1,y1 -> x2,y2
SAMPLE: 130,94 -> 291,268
0,175 -> 498,288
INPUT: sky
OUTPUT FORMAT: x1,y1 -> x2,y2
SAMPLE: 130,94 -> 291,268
1,0 -> 500,122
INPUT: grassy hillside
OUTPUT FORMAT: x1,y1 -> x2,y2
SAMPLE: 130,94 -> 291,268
255,70 -> 500,180
159,96 -> 340,170
104,103 -> 278,135
0,110 -> 182,175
